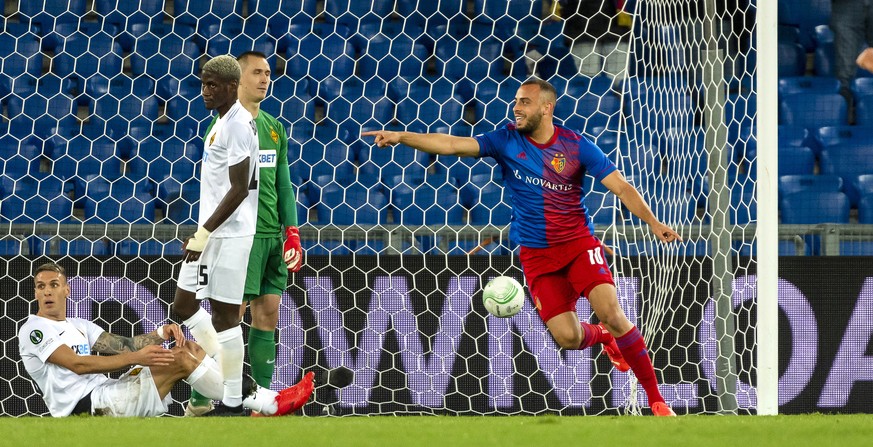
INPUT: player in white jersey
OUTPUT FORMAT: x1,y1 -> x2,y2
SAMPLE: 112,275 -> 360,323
170,55 -> 264,416
18,263 -> 314,417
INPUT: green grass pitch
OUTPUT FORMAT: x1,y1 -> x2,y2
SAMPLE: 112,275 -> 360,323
2,414 -> 872,447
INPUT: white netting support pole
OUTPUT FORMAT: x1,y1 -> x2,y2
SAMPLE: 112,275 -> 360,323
702,0 -> 739,415
756,0 -> 780,416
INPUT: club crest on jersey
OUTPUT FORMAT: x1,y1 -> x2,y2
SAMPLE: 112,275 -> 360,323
270,127 -> 279,144
550,153 -> 566,173
209,132 -> 216,146
30,330 -> 43,344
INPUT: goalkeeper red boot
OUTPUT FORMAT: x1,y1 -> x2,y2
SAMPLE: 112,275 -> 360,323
652,401 -> 677,417
598,323 -> 630,372
274,371 -> 315,416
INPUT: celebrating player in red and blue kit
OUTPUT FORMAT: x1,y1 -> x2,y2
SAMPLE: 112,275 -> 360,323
363,79 -> 681,417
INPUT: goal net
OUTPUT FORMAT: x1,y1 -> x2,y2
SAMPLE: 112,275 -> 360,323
1,0 -> 761,416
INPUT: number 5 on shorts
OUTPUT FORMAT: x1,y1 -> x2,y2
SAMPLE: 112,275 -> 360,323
587,247 -> 604,265
198,265 -> 209,286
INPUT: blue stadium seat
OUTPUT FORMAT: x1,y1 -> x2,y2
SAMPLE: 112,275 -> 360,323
285,31 -> 355,81
396,95 -> 464,131
854,96 -> 873,125
388,180 -> 465,226
1,138 -> 42,177
435,35 -> 504,85
0,238 -> 22,255
813,25 -> 834,77
315,182 -> 388,225
357,135 -> 430,185
472,0 -> 541,38
0,32 -> 41,78
17,0 -> 86,32
851,77 -> 873,100
130,33 -> 200,79
779,174 -> 844,197
156,74 -> 201,103
397,0 -> 467,36
84,191 -> 156,224
465,182 -> 512,226
778,76 -> 840,97
556,92 -> 621,134
851,175 -> 873,205
819,144 -> 873,205
815,125 -> 873,151
859,194 -> 873,224
32,237 -> 111,256
251,0 -> 318,41
94,0 -> 165,29
50,136 -> 124,183
777,42 -> 807,77
91,94 -> 160,137
778,146 -> 816,176
778,124 -> 814,149
357,34 -> 429,82
173,0 -> 243,38
157,176 -> 200,225
779,0 -> 830,51
781,191 -> 850,224
323,0 -> 393,28
0,175 -> 74,223
52,32 -> 124,79
780,93 -> 848,129
165,96 -> 211,136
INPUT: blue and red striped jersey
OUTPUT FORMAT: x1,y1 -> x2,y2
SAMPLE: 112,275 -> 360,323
475,123 -> 616,248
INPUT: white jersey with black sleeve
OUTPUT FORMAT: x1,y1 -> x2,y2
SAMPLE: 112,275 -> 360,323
200,100 -> 260,238
18,315 -> 108,417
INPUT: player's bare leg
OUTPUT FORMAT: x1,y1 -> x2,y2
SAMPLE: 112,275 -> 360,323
588,284 -> 675,416
545,311 -> 629,371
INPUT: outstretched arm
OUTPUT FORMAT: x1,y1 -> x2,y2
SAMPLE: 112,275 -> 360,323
600,171 -> 682,243
361,130 -> 480,157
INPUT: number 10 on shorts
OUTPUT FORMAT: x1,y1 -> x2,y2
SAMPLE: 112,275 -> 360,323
588,247 -> 604,265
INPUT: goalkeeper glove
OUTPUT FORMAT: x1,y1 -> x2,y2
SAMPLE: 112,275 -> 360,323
283,226 -> 303,272
185,227 -> 211,253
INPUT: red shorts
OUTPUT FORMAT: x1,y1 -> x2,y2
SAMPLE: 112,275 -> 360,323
519,236 -> 615,323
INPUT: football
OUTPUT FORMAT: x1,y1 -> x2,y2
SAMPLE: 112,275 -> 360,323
482,276 -> 526,318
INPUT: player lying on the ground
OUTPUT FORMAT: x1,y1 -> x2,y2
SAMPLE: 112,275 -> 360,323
18,262 -> 314,417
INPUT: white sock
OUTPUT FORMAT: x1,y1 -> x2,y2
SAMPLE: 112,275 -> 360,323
184,355 -> 223,400
183,308 -> 219,357
217,326 -> 244,407
243,385 -> 279,415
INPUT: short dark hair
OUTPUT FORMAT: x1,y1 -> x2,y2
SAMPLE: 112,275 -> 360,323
34,262 -> 66,284
521,78 -> 557,103
237,51 -> 268,63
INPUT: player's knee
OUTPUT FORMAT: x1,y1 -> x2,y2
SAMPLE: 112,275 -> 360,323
171,290 -> 199,320
251,309 -> 279,331
551,328 -> 583,349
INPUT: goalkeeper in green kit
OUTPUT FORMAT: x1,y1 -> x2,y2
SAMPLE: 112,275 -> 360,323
186,51 -> 308,416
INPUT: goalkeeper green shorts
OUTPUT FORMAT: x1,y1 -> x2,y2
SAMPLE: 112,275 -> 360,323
243,236 -> 288,301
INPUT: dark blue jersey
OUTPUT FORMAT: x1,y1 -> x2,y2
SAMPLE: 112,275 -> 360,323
475,123 -> 616,248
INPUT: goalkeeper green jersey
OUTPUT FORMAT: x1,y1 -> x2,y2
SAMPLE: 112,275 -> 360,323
204,110 -> 297,237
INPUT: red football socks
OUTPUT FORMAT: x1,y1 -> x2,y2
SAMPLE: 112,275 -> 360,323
578,322 -> 609,350
616,326 -> 665,404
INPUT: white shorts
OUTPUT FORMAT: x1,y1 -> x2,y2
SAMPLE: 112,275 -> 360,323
90,367 -> 171,417
177,236 -> 254,304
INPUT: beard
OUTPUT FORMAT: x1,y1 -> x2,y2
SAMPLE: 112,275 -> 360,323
515,112 -> 542,134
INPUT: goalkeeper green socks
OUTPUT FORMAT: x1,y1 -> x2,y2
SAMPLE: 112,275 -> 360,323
248,327 -> 277,389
